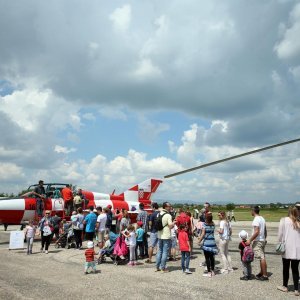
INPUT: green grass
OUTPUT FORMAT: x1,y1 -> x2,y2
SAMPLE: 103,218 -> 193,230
210,208 -> 288,222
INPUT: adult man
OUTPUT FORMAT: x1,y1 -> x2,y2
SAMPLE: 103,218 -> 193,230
34,180 -> 46,217
61,184 -> 74,216
105,205 -> 113,233
77,188 -> 88,208
200,202 -> 211,222
83,206 -> 97,241
52,212 -> 61,241
73,192 -> 83,210
137,203 -> 148,258
230,210 -> 236,222
156,202 -> 174,272
246,206 -> 268,281
96,207 -> 107,248
146,202 -> 160,263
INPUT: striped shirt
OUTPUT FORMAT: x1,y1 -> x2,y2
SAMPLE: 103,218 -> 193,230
85,249 -> 95,262
202,223 -> 217,253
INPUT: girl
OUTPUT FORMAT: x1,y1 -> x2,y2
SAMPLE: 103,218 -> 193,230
122,224 -> 137,266
24,219 -> 36,254
218,211 -> 233,274
198,212 -> 218,277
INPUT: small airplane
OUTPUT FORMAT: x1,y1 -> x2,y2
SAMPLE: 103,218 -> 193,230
0,178 -> 163,225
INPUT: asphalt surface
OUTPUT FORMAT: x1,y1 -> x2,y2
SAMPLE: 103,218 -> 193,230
0,222 -> 298,300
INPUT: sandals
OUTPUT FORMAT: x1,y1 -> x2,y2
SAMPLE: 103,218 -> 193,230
277,286 -> 288,293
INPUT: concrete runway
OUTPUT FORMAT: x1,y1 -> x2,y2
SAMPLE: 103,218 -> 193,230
0,222 -> 298,300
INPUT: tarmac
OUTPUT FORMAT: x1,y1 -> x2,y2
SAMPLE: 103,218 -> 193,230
0,221 -> 298,300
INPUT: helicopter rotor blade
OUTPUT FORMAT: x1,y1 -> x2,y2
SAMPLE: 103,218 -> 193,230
164,138 -> 300,179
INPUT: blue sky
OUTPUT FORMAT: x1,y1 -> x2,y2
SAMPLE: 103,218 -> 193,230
0,1 -> 300,204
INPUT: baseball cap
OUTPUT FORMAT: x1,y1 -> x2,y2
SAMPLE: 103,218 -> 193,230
107,205 -> 112,209
239,230 -> 248,240
137,221 -> 143,227
87,241 -> 94,249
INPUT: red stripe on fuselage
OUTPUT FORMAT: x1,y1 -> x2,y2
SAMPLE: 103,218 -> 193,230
0,210 -> 24,224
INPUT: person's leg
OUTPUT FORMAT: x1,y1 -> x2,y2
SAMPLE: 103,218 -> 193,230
160,239 -> 171,270
290,259 -> 299,291
45,235 -> 51,251
210,252 -> 215,272
26,237 -> 30,254
225,240 -> 232,270
219,239 -> 228,270
155,239 -> 163,270
29,237 -> 34,253
143,232 -> 148,258
282,258 -> 290,288
260,258 -> 268,277
185,251 -> 191,271
41,233 -> 45,250
204,251 -> 211,272
181,251 -> 186,271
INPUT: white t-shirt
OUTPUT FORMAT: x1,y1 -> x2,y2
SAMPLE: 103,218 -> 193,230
26,225 -> 36,238
252,216 -> 266,241
97,213 -> 107,232
219,220 -> 231,240
128,231 -> 136,246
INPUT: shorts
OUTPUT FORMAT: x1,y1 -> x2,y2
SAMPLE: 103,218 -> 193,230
97,231 -> 105,243
171,237 -> 177,249
149,232 -> 158,248
252,241 -> 266,260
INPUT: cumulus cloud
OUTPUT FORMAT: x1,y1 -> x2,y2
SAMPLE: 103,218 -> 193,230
54,145 -> 77,154
109,4 -> 131,32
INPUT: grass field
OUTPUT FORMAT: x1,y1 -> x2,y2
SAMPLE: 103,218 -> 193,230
210,208 -> 289,222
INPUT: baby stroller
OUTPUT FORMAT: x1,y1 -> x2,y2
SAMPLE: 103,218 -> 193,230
112,234 -> 129,265
97,232 -> 119,264
55,227 -> 76,249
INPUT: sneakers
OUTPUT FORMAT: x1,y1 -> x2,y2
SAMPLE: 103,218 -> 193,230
133,261 -> 137,266
161,269 -> 169,273
202,273 -> 209,277
155,268 -> 161,272
45,250 -> 48,254
220,269 -> 228,275
127,262 -> 133,266
277,286 -> 288,293
255,273 -> 262,279
240,276 -> 249,281
185,269 -> 192,274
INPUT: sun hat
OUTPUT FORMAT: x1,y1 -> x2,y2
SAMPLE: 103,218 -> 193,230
239,230 -> 248,239
87,241 -> 94,249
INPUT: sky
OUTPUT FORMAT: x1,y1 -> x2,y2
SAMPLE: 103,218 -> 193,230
0,0 -> 300,204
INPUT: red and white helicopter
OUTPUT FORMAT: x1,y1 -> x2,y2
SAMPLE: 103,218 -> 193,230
0,178 -> 163,225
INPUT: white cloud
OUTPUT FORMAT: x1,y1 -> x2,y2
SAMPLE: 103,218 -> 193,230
274,3 -> 300,60
98,106 -> 127,121
82,113 -> 96,121
0,163 -> 24,181
109,4 -> 131,32
131,58 -> 162,79
54,145 -> 77,154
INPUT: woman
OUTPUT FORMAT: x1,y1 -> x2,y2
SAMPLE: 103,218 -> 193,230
198,212 -> 218,277
120,210 -> 130,232
277,206 -> 300,296
39,210 -> 54,254
217,211 -> 233,274
72,207 -> 84,249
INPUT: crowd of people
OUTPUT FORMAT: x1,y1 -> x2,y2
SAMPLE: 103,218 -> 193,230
23,201 -> 300,296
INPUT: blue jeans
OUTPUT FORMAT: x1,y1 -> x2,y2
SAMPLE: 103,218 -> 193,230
156,239 -> 170,270
181,251 -> 191,271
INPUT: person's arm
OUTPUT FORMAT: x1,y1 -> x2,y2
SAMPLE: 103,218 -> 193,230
218,220 -> 224,234
246,226 -> 259,245
265,225 -> 267,239
168,215 -> 174,229
198,228 -> 206,242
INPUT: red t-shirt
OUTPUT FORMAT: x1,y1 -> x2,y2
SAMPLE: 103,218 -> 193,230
178,230 -> 190,252
61,187 -> 73,202
85,249 -> 95,262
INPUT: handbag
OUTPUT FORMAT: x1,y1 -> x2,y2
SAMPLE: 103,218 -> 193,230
275,218 -> 286,255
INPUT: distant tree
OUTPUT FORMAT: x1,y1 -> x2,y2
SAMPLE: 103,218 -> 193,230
226,203 -> 235,211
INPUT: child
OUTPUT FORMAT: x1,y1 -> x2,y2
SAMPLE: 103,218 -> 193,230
24,220 -> 36,255
97,234 -> 111,264
136,221 -> 144,258
238,230 -> 252,280
84,241 -> 97,274
122,224 -> 137,266
178,224 -> 192,274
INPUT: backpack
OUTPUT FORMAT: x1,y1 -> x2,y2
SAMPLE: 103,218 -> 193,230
242,242 -> 254,263
153,212 -> 169,231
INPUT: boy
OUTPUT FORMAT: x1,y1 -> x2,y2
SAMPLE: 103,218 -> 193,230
98,234 -> 111,264
84,241 -> 97,274
136,221 -> 145,258
178,224 -> 192,274
238,230 -> 252,280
